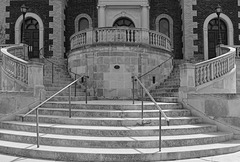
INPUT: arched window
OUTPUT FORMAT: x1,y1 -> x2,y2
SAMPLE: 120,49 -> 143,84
74,14 -> 92,33
113,17 -> 135,27
78,18 -> 89,31
24,18 -> 39,30
159,18 -> 169,37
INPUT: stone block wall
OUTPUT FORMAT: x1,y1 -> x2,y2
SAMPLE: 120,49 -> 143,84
68,45 -> 172,99
0,0 -> 10,44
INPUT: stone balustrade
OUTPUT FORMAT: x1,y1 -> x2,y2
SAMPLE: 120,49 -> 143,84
180,46 -> 236,95
195,47 -> 235,86
1,44 -> 44,92
70,27 -> 171,52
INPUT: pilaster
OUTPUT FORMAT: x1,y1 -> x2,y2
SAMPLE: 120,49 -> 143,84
180,0 -> 198,60
49,0 -> 66,61
0,0 -> 10,43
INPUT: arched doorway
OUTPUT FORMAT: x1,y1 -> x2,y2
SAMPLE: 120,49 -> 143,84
113,17 -> 135,27
208,18 -> 227,59
22,17 -> 39,58
15,12 -> 44,59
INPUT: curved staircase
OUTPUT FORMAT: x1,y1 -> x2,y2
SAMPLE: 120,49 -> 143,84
0,99 -> 240,161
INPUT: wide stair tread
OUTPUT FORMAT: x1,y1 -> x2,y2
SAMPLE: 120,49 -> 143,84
0,139 -> 240,161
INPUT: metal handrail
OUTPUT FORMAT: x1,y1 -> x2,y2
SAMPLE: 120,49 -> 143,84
132,76 -> 169,151
21,75 -> 87,148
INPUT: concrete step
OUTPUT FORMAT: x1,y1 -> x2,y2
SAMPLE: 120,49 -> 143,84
16,114 -> 202,126
0,121 -> 218,137
41,101 -> 183,110
47,96 -> 95,101
0,139 -> 239,161
45,91 -> 86,97
0,129 -> 233,148
34,108 -> 191,118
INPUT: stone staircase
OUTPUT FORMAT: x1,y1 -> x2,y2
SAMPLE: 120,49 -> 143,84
42,59 -> 94,101
0,99 -> 240,161
149,60 -> 183,98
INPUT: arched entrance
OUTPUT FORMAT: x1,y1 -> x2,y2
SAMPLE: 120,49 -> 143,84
208,18 -> 227,59
15,12 -> 44,59
113,17 -> 135,27
203,13 -> 233,60
23,17 -> 39,58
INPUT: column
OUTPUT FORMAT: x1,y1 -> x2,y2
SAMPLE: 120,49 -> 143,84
98,5 -> 105,27
141,5 -> 149,29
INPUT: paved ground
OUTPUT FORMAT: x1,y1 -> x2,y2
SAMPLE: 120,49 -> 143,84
1,151 -> 240,162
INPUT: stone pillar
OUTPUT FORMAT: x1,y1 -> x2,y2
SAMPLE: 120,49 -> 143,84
180,0 -> 198,60
49,0 -> 67,60
141,5 -> 149,29
98,5 -> 106,27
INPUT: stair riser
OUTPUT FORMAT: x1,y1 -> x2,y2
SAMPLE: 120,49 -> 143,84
0,123 -> 217,137
48,96 -> 94,101
0,133 -> 232,148
46,92 -> 86,97
41,103 -> 183,110
36,109 -> 191,118
16,116 -> 202,126
0,144 -> 240,161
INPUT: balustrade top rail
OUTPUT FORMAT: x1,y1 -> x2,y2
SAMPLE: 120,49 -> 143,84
195,46 -> 235,87
70,27 -> 171,52
1,45 -> 29,85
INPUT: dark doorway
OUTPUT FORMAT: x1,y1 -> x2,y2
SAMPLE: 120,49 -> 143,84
208,18 -> 227,59
22,18 -> 39,59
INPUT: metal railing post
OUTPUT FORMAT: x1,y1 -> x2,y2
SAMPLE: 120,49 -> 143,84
74,74 -> 77,97
52,62 -> 54,83
69,85 -> 72,118
36,108 -> 39,148
132,76 -> 135,104
159,110 -> 161,151
85,76 -> 88,104
141,86 -> 144,125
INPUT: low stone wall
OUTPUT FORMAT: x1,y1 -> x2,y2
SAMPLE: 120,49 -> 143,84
68,44 -> 172,99
182,94 -> 240,137
0,91 -> 41,120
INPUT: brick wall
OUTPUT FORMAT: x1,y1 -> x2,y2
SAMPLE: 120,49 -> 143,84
149,0 -> 183,59
5,0 -> 52,57
194,0 -> 239,58
64,0 -> 98,56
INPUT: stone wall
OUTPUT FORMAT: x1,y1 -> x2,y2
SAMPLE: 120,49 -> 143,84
68,44 -> 172,99
0,0 -> 10,44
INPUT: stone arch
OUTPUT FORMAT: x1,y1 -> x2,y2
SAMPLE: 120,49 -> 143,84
15,12 -> 44,53
74,13 -> 92,32
203,13 -> 233,60
155,14 -> 173,46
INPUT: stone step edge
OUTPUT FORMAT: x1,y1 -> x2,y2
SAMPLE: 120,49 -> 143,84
0,139 -> 240,161
1,121 -> 216,131
17,114 -> 199,121
0,129 -> 232,142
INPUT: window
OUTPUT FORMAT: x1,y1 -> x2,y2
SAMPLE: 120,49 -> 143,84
159,18 -> 169,37
113,17 -> 135,27
78,18 -> 89,31
74,14 -> 92,33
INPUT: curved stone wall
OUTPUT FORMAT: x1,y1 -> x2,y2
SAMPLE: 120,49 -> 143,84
68,44 -> 172,99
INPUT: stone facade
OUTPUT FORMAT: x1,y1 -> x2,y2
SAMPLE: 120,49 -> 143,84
68,45 -> 172,99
